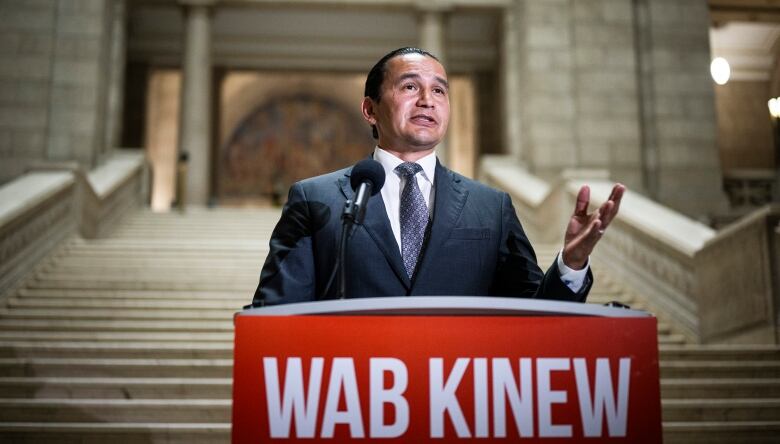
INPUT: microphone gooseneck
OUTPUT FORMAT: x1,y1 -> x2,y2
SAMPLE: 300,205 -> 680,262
323,159 -> 386,300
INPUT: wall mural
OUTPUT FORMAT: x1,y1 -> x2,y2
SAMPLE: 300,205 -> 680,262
220,93 -> 374,202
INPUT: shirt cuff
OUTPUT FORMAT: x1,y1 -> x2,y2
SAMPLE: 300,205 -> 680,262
556,250 -> 589,292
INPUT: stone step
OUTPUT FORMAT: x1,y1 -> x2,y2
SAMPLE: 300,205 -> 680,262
26,279 -> 253,291
660,361 -> 780,379
56,246 -> 265,255
0,308 -> 239,321
0,377 -> 231,399
40,264 -> 260,275
0,399 -> 230,423
33,273 -> 257,285
0,331 -> 233,342
0,422 -> 230,444
662,399 -> 780,421
0,319 -> 233,332
660,346 -> 780,361
0,342 -> 233,359
6,297 -> 245,310
37,269 -> 257,280
50,252 -> 263,263
60,241 -> 265,252
658,334 -> 688,345
107,233 -> 270,241
661,379 -> 780,398
662,421 -> 780,443
0,358 -> 232,378
16,288 -> 248,300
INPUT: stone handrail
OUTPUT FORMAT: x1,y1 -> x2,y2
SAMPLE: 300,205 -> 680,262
481,155 -> 778,344
0,172 -> 79,297
82,151 -> 146,238
0,150 -> 146,299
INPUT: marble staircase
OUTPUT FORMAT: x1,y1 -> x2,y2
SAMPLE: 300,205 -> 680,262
0,208 -> 778,442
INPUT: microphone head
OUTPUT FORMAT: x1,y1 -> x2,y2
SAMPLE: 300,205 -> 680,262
350,159 -> 385,195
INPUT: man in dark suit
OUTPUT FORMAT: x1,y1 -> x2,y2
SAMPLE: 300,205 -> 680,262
250,47 -> 623,306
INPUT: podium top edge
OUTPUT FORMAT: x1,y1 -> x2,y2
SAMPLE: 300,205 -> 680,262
239,296 -> 652,318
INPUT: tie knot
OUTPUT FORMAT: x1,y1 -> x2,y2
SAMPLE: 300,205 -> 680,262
395,162 -> 423,178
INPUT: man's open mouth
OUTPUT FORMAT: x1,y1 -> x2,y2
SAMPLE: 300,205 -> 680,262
411,115 -> 437,125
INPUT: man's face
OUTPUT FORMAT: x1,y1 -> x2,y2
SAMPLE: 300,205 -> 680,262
363,53 -> 450,154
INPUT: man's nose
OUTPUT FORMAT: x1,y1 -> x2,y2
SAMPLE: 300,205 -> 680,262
417,88 -> 434,108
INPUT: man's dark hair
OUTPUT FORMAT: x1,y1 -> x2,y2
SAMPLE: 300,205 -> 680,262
364,47 -> 440,139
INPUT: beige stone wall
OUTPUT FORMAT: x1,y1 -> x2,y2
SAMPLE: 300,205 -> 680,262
516,0 -> 643,190
638,0 -> 727,217
46,0 -> 113,166
0,0 -> 118,185
0,0 -> 57,183
514,0 -> 726,219
573,0 -> 643,190
715,80 -> 774,170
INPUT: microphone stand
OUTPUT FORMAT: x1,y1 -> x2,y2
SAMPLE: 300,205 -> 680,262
337,181 -> 373,299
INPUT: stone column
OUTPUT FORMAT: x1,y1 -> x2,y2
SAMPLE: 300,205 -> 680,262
178,0 -> 214,206
104,0 -> 126,156
500,4 -> 522,161
418,9 -> 446,65
417,6 -> 449,163
633,0 -> 728,218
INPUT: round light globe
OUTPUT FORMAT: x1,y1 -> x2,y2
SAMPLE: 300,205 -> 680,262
710,57 -> 730,85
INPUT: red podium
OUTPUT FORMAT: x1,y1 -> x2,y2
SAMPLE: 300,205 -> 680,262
233,297 -> 661,443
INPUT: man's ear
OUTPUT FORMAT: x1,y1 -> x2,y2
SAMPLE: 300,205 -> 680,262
361,97 -> 377,125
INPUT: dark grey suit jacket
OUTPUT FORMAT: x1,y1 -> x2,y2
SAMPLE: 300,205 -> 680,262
251,160 -> 591,306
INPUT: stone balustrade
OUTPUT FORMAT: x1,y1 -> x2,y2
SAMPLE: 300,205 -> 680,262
481,155 -> 779,345
0,150 -> 146,300
695,205 -> 780,344
82,151 -> 147,238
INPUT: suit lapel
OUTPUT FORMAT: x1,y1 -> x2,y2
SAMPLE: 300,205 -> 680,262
414,161 -> 468,283
339,171 -> 411,289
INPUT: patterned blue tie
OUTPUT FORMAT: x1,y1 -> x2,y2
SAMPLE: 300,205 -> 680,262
395,162 -> 428,279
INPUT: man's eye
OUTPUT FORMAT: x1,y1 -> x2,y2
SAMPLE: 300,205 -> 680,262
403,84 -> 416,90
434,88 -> 446,94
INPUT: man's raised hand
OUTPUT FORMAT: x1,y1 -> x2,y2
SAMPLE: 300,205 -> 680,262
561,183 -> 625,270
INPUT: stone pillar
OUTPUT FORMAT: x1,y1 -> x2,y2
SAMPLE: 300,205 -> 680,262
633,0 -> 728,218
104,0 -> 126,156
514,0 -> 577,178
47,0 -> 113,170
178,0 -> 214,206
500,3 -> 522,161
417,6 -> 449,163
418,9 -> 446,65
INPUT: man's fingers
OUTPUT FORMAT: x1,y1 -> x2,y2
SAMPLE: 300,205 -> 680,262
609,184 -> 625,212
599,184 -> 625,231
571,213 -> 602,246
574,185 -> 590,217
599,200 -> 616,229
566,216 -> 602,262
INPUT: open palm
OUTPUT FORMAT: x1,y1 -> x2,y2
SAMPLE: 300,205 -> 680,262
562,184 -> 625,269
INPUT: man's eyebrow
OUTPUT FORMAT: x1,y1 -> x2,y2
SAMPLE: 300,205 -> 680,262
396,73 -> 449,90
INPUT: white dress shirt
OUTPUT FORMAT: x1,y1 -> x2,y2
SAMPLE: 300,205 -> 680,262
371,147 -> 588,292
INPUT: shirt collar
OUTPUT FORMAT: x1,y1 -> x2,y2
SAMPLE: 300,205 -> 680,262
372,147 -> 437,184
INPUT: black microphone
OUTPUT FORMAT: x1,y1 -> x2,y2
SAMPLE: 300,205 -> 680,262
344,159 -> 385,225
